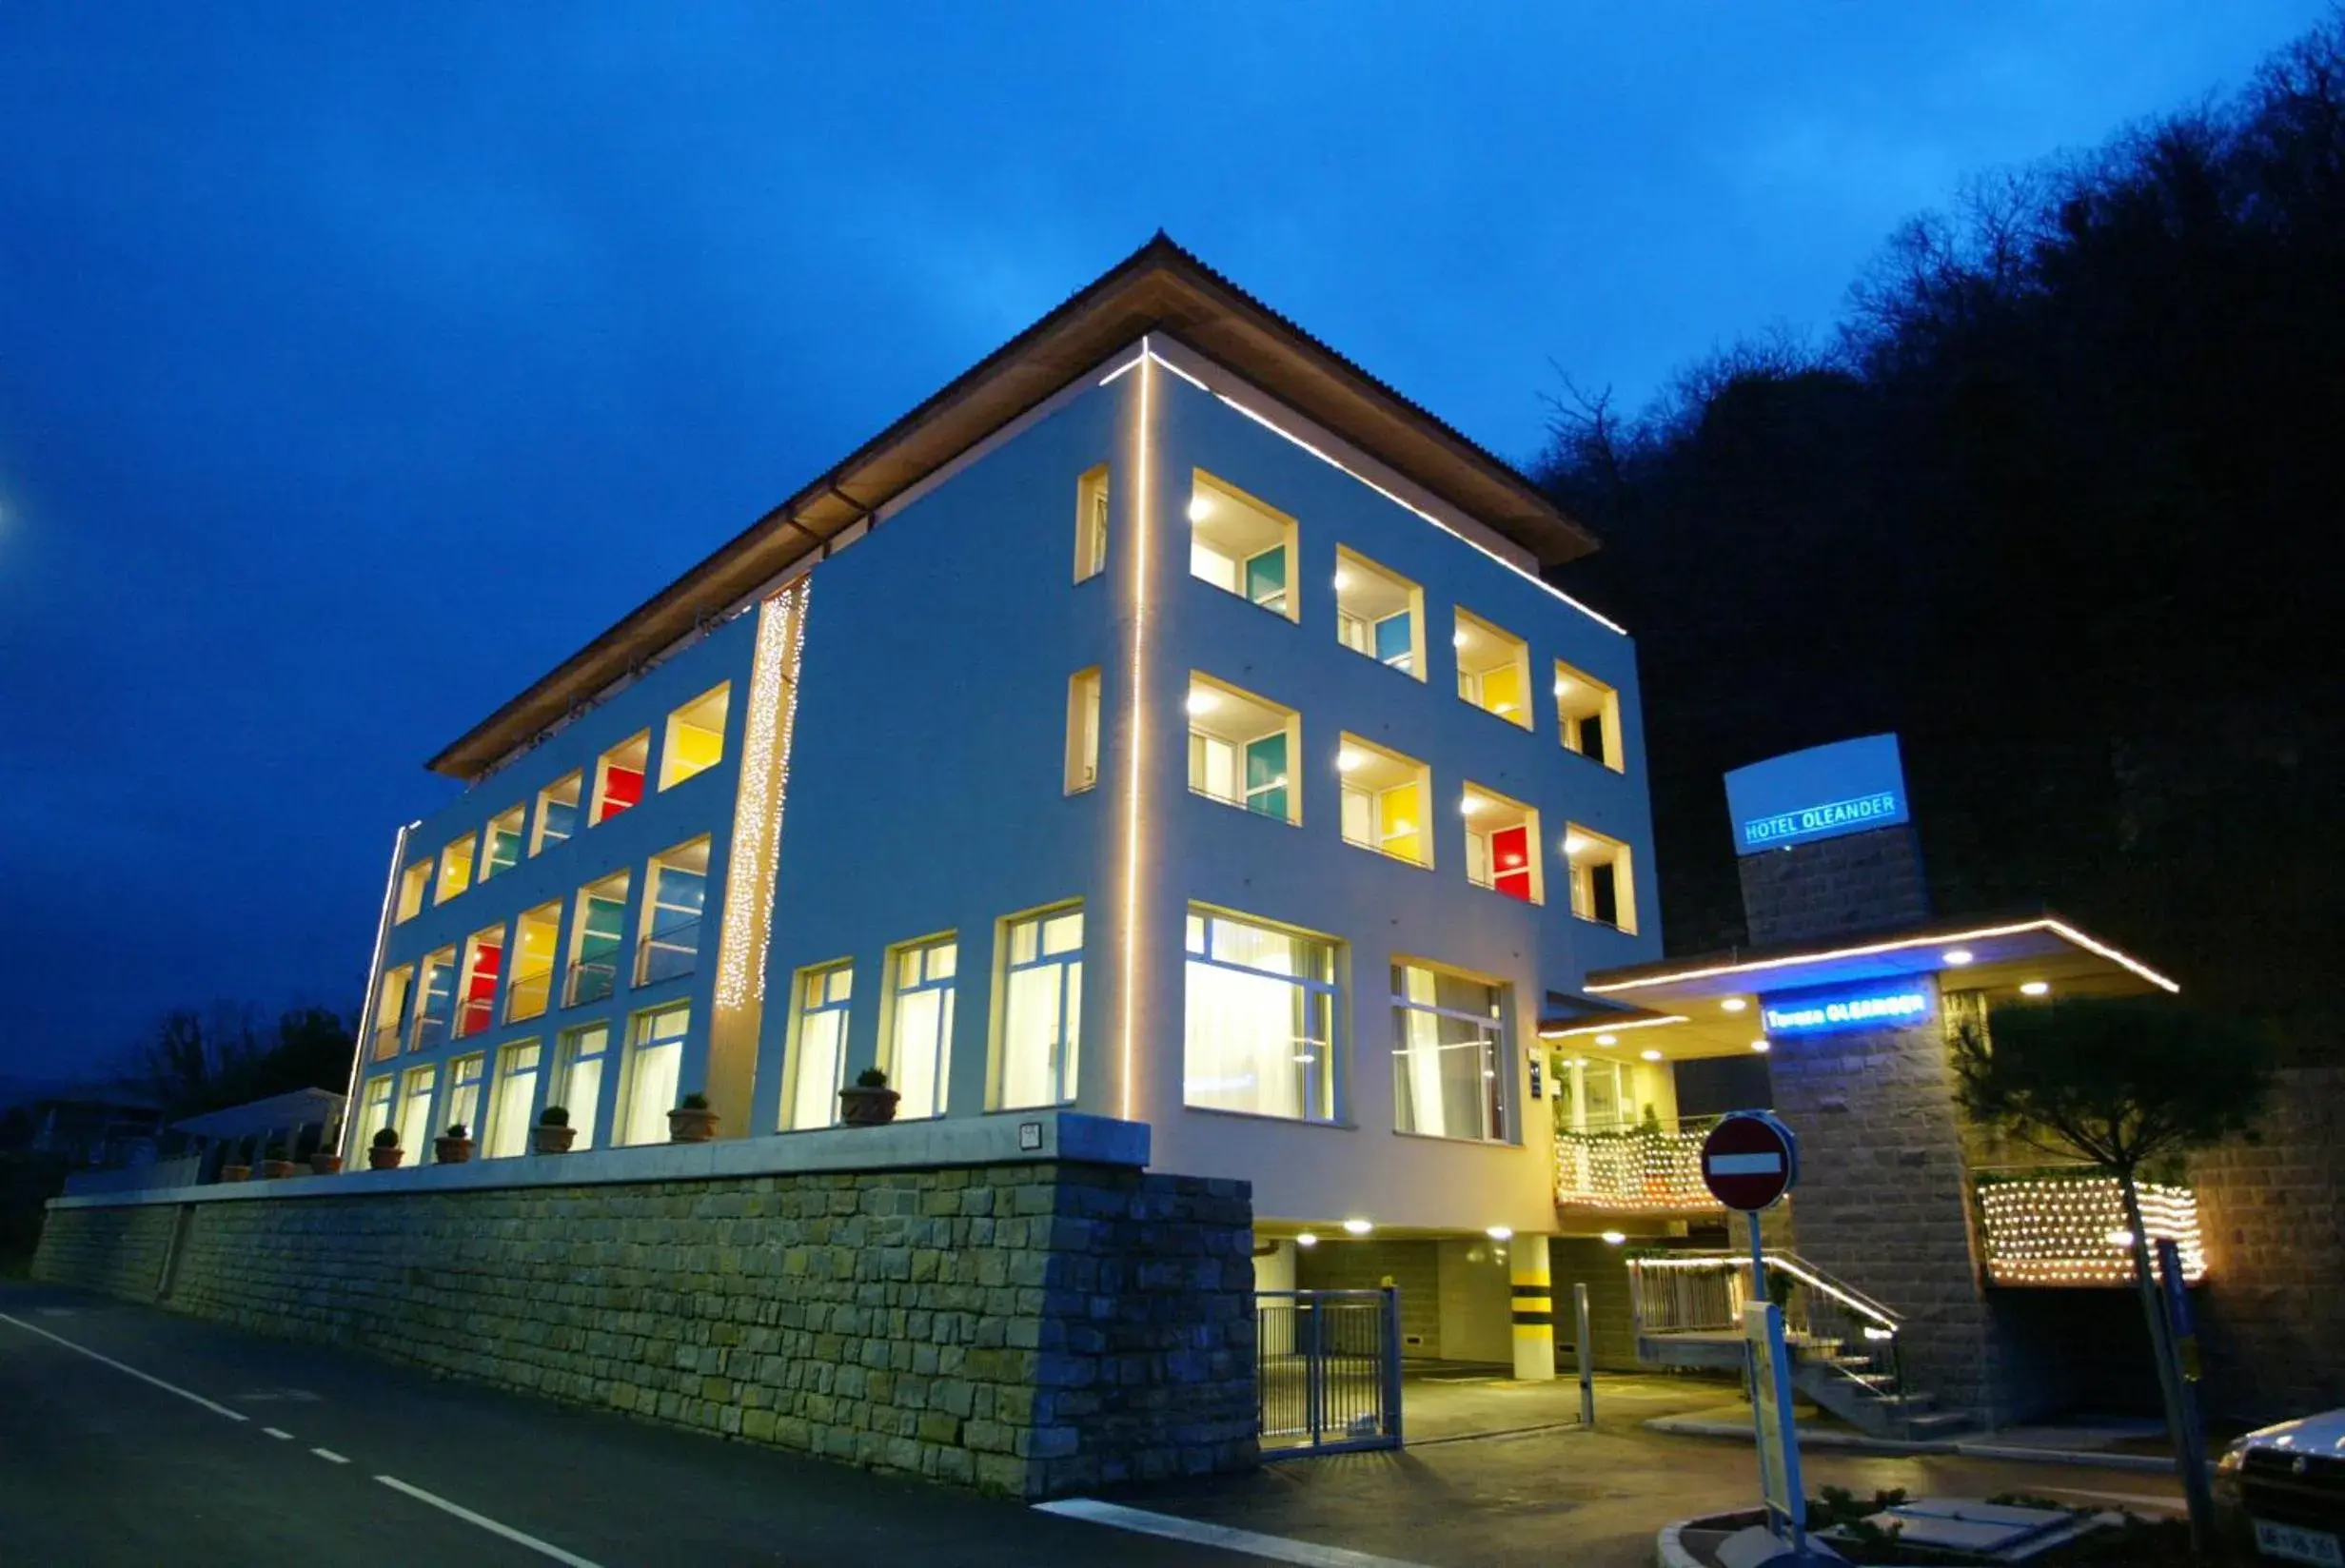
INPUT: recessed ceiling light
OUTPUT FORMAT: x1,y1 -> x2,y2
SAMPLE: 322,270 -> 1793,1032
1459,795 -> 1481,816
2020,980 -> 2050,997
1452,629 -> 1468,647
1640,1049 -> 1664,1062
1486,1225 -> 1513,1241
1187,495 -> 1212,522
1343,1218 -> 1374,1236
1721,998 -> 1748,1013
1563,833 -> 1590,856
1750,1039 -> 1771,1053
1595,1033 -> 1618,1047
1601,1230 -> 1626,1245
1294,1232 -> 1318,1247
1554,677 -> 1570,696
1185,688 -> 1219,716
1337,751 -> 1363,774
1942,949 -> 1975,967
1333,570 -> 1351,590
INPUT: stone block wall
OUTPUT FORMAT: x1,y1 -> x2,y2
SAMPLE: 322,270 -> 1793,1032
1738,825 -> 1929,947
33,1162 -> 1256,1498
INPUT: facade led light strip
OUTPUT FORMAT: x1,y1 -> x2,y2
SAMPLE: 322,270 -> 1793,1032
1115,342 -> 1157,1124
1540,1013 -> 1689,1040
1584,918 -> 2180,996
341,823 -> 414,1161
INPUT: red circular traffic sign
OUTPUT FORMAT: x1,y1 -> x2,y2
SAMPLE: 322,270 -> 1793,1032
1701,1112 -> 1798,1211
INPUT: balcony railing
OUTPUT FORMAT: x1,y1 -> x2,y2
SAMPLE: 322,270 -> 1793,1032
505,966 -> 553,1024
636,918 -> 701,987
1973,1166 -> 2207,1287
1554,1114 -> 1725,1212
370,1023 -> 401,1061
409,1011 -> 449,1053
565,955 -> 618,1009
453,995 -> 494,1040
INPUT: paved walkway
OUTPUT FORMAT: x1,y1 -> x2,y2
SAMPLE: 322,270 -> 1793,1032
1400,1362 -> 1735,1443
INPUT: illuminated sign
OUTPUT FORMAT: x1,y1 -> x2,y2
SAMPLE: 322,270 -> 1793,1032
1759,980 -> 1936,1037
1724,735 -> 1909,855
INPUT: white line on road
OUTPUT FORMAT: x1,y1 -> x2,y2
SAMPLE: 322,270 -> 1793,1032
263,1427 -> 294,1440
376,1476 -> 607,1568
312,1448 -> 350,1465
0,1311 -> 249,1422
1035,1499 -> 1434,1568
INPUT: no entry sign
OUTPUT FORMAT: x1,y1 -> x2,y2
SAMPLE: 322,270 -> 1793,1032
1701,1111 -> 1799,1211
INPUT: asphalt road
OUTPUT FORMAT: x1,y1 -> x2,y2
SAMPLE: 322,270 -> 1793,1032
0,1280 -> 1254,1567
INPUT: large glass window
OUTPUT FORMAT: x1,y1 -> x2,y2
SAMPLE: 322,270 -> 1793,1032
481,806 -> 525,884
454,924 -> 504,1040
533,772 -> 582,854
1564,824 -> 1637,932
371,966 -> 414,1060
1554,660 -> 1625,772
359,1074 -> 394,1144
1065,668 -> 1102,794
1337,735 -> 1431,868
1187,675 -> 1298,825
997,907 -> 1082,1108
566,872 -> 629,1008
445,1052 -> 485,1139
1074,465 -> 1110,583
505,901 -> 560,1023
1454,608 -> 1531,730
618,1004 -> 689,1147
1183,909 -> 1338,1122
787,963 -> 853,1129
591,733 -> 650,825
396,860 -> 430,923
1334,547 -> 1424,678
412,947 -> 457,1052
637,838 -> 709,985
553,1023 -> 610,1150
484,1040 -> 541,1158
886,937 -> 957,1120
395,1066 -> 439,1162
660,684 -> 731,791
1188,471 -> 1297,620
1462,784 -> 1542,904
1391,963 -> 1508,1142
434,832 -> 478,905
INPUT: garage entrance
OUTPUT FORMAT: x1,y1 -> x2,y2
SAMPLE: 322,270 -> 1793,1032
1255,1288 -> 1403,1456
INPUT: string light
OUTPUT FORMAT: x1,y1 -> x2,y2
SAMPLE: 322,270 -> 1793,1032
715,580 -> 810,1011
1556,1125 -> 1718,1211
1976,1173 -> 2205,1286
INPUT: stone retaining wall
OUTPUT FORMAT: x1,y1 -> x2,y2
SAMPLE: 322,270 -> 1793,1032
33,1160 -> 1256,1498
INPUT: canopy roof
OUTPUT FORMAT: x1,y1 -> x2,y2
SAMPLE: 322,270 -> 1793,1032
172,1088 -> 347,1142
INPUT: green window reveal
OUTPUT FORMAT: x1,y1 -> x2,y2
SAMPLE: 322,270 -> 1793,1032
1243,732 -> 1289,821
1243,546 -> 1288,613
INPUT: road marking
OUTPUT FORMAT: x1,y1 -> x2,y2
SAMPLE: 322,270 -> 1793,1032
376,1476 -> 606,1567
1035,1499 -> 1434,1567
263,1427 -> 294,1441
0,1311 -> 249,1422
2040,1486 -> 2185,1512
312,1448 -> 350,1464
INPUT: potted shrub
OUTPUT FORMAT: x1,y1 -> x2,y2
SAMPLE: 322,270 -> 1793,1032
367,1126 -> 404,1170
533,1105 -> 576,1155
260,1142 -> 298,1180
839,1067 -> 899,1127
219,1152 -> 251,1183
434,1122 -> 475,1165
667,1090 -> 719,1144
310,1142 -> 344,1176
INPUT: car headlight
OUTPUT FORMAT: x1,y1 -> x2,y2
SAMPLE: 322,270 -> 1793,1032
2213,1443 -> 2245,1509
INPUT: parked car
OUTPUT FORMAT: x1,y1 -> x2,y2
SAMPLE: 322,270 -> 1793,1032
2217,1408 -> 2345,1565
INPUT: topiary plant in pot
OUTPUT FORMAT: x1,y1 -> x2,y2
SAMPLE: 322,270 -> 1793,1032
310,1126 -> 345,1176
532,1104 -> 576,1155
667,1090 -> 719,1144
434,1122 -> 474,1165
260,1142 -> 298,1180
838,1067 -> 899,1127
367,1126 -> 404,1170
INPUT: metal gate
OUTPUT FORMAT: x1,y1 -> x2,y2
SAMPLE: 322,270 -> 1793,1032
1255,1287 -> 1402,1456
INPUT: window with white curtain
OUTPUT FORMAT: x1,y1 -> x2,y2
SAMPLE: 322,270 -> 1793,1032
485,1041 -> 541,1158
444,1053 -> 484,1138
395,1065 -> 439,1162
1391,963 -> 1508,1142
554,1022 -> 610,1150
1184,909 -> 1339,1122
618,1003 -> 689,1147
997,907 -> 1082,1108
788,964 -> 853,1129
886,937 -> 956,1119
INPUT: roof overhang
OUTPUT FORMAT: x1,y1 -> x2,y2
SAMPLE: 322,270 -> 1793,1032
426,233 -> 1598,779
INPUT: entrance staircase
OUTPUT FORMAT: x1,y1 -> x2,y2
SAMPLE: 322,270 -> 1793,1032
1625,1252 -> 1969,1440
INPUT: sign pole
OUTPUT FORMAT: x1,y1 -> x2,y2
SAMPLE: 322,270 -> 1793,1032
1701,1110 -> 1813,1561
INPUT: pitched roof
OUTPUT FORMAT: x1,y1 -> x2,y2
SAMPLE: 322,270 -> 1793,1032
427,233 -> 1596,779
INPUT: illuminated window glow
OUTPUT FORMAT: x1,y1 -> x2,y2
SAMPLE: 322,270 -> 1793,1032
396,860 -> 430,923
1564,823 -> 1636,932
998,906 -> 1083,1109
1462,783 -> 1542,904
660,684 -> 731,791
1188,674 -> 1299,825
1554,660 -> 1624,772
434,832 -> 477,905
371,966 -> 413,1061
1065,667 -> 1102,794
637,837 -> 708,986
504,901 -> 560,1023
1392,962 -> 1508,1142
484,1040 -> 540,1158
480,805 -> 525,883
1074,465 -> 1110,582
411,946 -> 457,1052
787,963 -> 853,1129
395,1065 -> 438,1163
1183,908 -> 1339,1123
553,1022 -> 610,1150
1188,471 -> 1297,621
885,936 -> 957,1120
444,1052 -> 484,1139
453,924 -> 504,1039
533,771 -> 582,854
617,1003 -> 689,1147
590,732 -> 650,825
1334,546 -> 1424,679
1338,735 -> 1430,868
565,871 -> 629,1008
1454,608 -> 1531,730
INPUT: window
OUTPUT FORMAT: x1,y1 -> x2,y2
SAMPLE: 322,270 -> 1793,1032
553,1023 -> 610,1150
1461,784 -> 1542,904
1554,661 -> 1624,771
1183,909 -> 1339,1122
566,872 -> 629,1008
787,963 -> 853,1130
1391,962 -> 1508,1142
637,838 -> 709,985
1188,472 -> 1297,620
1074,465 -> 1110,582
591,733 -> 650,825
533,772 -> 582,854
412,947 -> 457,1051
435,832 -> 478,905
660,684 -> 730,791
1337,736 -> 1431,868
481,806 -> 525,884
505,901 -> 560,1023
1065,668 -> 1102,794
884,937 -> 956,1120
454,925 -> 504,1039
1334,547 -> 1424,678
1563,1056 -> 1628,1133
1187,675 -> 1299,825
997,906 -> 1083,1108
396,860 -> 430,923
371,966 -> 414,1060
484,1041 -> 541,1158
445,1052 -> 485,1139
1454,609 -> 1531,730
618,1004 -> 689,1147
395,1066 -> 439,1162
1564,824 -> 1637,932
359,1074 -> 394,1143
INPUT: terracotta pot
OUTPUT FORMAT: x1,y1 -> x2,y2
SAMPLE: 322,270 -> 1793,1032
838,1087 -> 900,1127
667,1106 -> 719,1144
434,1135 -> 475,1165
219,1165 -> 250,1184
532,1124 -> 577,1155
309,1152 -> 344,1175
261,1160 -> 298,1180
368,1146 -> 404,1170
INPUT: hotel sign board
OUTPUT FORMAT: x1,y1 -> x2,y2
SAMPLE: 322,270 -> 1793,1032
1760,979 -> 1937,1038
1724,734 -> 1909,855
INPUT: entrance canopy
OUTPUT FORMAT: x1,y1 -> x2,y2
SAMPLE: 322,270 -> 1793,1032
1541,911 -> 2178,1064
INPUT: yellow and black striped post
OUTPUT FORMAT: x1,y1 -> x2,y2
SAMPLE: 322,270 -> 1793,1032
1509,1234 -> 1555,1380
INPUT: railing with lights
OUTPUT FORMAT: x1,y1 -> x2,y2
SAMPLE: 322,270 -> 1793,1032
1554,1114 -> 1724,1212
1973,1167 -> 2206,1287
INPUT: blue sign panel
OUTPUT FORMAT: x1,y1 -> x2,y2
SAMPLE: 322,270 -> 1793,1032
1724,734 -> 1909,855
1759,980 -> 1936,1038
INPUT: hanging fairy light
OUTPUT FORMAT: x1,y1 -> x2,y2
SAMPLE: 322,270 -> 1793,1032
1975,1170 -> 2205,1286
1554,1124 -> 1719,1211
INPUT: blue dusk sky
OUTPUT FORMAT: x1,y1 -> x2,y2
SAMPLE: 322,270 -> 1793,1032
0,2 -> 2326,1079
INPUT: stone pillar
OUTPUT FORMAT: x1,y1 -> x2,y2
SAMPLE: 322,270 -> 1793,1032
1510,1234 -> 1556,1381
1738,824 -> 1928,947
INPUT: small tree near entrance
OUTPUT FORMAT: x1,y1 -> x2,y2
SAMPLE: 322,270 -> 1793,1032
1952,993 -> 2273,1558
